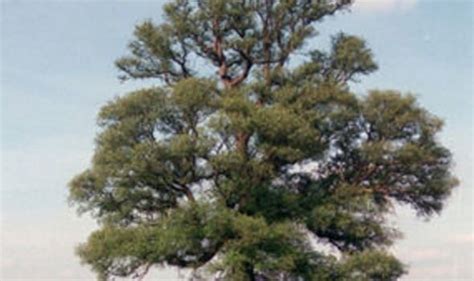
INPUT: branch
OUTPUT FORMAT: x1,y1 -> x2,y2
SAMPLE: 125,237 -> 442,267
228,49 -> 253,87
135,263 -> 152,281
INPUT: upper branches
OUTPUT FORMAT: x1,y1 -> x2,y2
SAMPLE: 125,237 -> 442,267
116,0 -> 352,87
115,21 -> 193,85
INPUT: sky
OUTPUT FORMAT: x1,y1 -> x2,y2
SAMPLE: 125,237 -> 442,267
1,0 -> 472,280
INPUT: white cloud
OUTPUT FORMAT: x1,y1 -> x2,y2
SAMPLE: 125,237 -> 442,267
1,207 -> 191,280
450,233 -> 474,244
405,249 -> 448,261
353,0 -> 418,13
1,210 -> 97,280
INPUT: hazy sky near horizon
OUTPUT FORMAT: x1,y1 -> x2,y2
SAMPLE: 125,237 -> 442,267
1,0 -> 473,280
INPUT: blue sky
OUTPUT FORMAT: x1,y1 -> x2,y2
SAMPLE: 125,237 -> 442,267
1,0 -> 472,280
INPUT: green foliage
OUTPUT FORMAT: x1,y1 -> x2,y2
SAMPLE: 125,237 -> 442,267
339,250 -> 406,281
69,1 -> 457,280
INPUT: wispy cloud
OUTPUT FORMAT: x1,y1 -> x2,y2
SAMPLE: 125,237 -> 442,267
353,0 -> 418,13
2,210 -> 97,279
1,209 -> 185,280
407,249 -> 448,261
450,233 -> 474,244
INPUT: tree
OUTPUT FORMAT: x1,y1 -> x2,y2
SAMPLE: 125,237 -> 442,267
69,1 -> 458,280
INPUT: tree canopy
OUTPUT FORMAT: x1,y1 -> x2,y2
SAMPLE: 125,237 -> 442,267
69,1 -> 458,280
